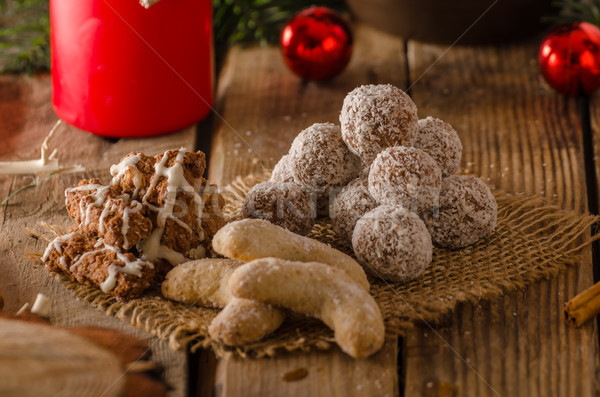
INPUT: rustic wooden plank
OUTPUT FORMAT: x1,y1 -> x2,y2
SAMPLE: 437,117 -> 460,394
213,340 -> 398,397
206,24 -> 407,396
0,73 -> 196,397
405,41 -> 598,396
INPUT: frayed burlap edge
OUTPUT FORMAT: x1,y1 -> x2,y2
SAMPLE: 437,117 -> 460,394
29,172 -> 600,359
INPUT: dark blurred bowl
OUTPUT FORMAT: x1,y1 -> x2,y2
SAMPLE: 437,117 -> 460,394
346,0 -> 554,44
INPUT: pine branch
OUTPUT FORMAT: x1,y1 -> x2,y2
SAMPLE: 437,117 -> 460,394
0,0 -> 50,74
544,0 -> 600,27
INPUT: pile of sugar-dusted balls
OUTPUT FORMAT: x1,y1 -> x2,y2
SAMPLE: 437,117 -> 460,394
242,84 -> 497,283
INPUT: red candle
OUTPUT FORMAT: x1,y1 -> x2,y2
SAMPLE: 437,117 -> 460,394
50,0 -> 213,137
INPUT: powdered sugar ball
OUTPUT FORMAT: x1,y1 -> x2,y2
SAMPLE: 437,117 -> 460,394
270,154 -> 294,183
414,117 -> 462,178
330,173 -> 378,242
352,205 -> 432,282
428,175 -> 497,248
242,182 -> 316,235
340,84 -> 418,164
368,146 -> 442,213
288,123 -> 362,191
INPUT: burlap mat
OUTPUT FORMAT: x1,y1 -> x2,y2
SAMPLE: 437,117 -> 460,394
32,172 -> 600,358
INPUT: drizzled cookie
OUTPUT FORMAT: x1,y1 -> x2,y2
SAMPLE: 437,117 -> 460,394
42,148 -> 226,299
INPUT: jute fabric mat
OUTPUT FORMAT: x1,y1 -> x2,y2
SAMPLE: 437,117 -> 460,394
32,172 -> 600,358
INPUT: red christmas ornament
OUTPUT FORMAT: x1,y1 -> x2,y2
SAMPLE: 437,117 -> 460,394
538,22 -> 600,96
280,7 -> 353,81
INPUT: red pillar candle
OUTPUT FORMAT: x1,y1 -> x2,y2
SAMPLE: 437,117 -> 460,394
50,0 -> 213,137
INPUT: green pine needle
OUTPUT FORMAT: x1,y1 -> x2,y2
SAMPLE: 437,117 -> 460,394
0,181 -> 38,208
0,0 -> 50,74
544,0 -> 600,27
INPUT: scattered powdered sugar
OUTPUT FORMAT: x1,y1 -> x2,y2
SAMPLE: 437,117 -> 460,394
339,84 -> 418,165
288,123 -> 362,190
330,173 -> 377,243
368,146 -> 442,213
352,205 -> 432,282
427,175 -> 497,248
414,117 -> 462,178
270,154 -> 295,183
242,181 -> 316,235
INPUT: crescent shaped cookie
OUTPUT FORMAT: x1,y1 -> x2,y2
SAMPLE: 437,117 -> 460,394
228,257 -> 384,359
212,219 -> 369,290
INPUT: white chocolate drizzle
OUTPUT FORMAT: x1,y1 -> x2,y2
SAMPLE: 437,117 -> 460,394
63,238 -> 153,293
66,182 -> 142,249
138,148 -> 207,265
110,153 -> 145,198
122,200 -> 143,249
98,199 -> 117,234
41,231 -> 84,263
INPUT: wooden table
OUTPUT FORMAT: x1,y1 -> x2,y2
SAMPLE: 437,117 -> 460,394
1,24 -> 598,396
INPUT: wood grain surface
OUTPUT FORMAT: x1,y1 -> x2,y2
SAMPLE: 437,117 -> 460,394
0,73 -> 192,397
2,22 -> 599,397
406,41 -> 597,397
207,25 -> 599,397
409,43 -> 586,210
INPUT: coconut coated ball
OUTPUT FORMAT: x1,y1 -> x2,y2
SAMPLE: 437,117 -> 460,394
340,84 -> 418,165
414,117 -> 462,178
330,172 -> 378,243
270,154 -> 295,183
242,181 -> 316,235
352,205 -> 432,282
288,123 -> 362,192
428,175 -> 497,248
368,146 -> 442,213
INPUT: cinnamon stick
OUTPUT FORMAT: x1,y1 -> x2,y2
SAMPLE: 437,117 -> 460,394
564,281 -> 600,327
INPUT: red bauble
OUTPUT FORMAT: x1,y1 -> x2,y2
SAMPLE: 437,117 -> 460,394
538,22 -> 600,96
280,7 -> 353,81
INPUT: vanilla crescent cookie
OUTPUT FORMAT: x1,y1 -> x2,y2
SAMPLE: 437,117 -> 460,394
340,84 -> 418,165
162,259 -> 285,345
228,258 -> 385,359
161,258 -> 241,307
208,297 -> 286,346
212,218 -> 369,290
